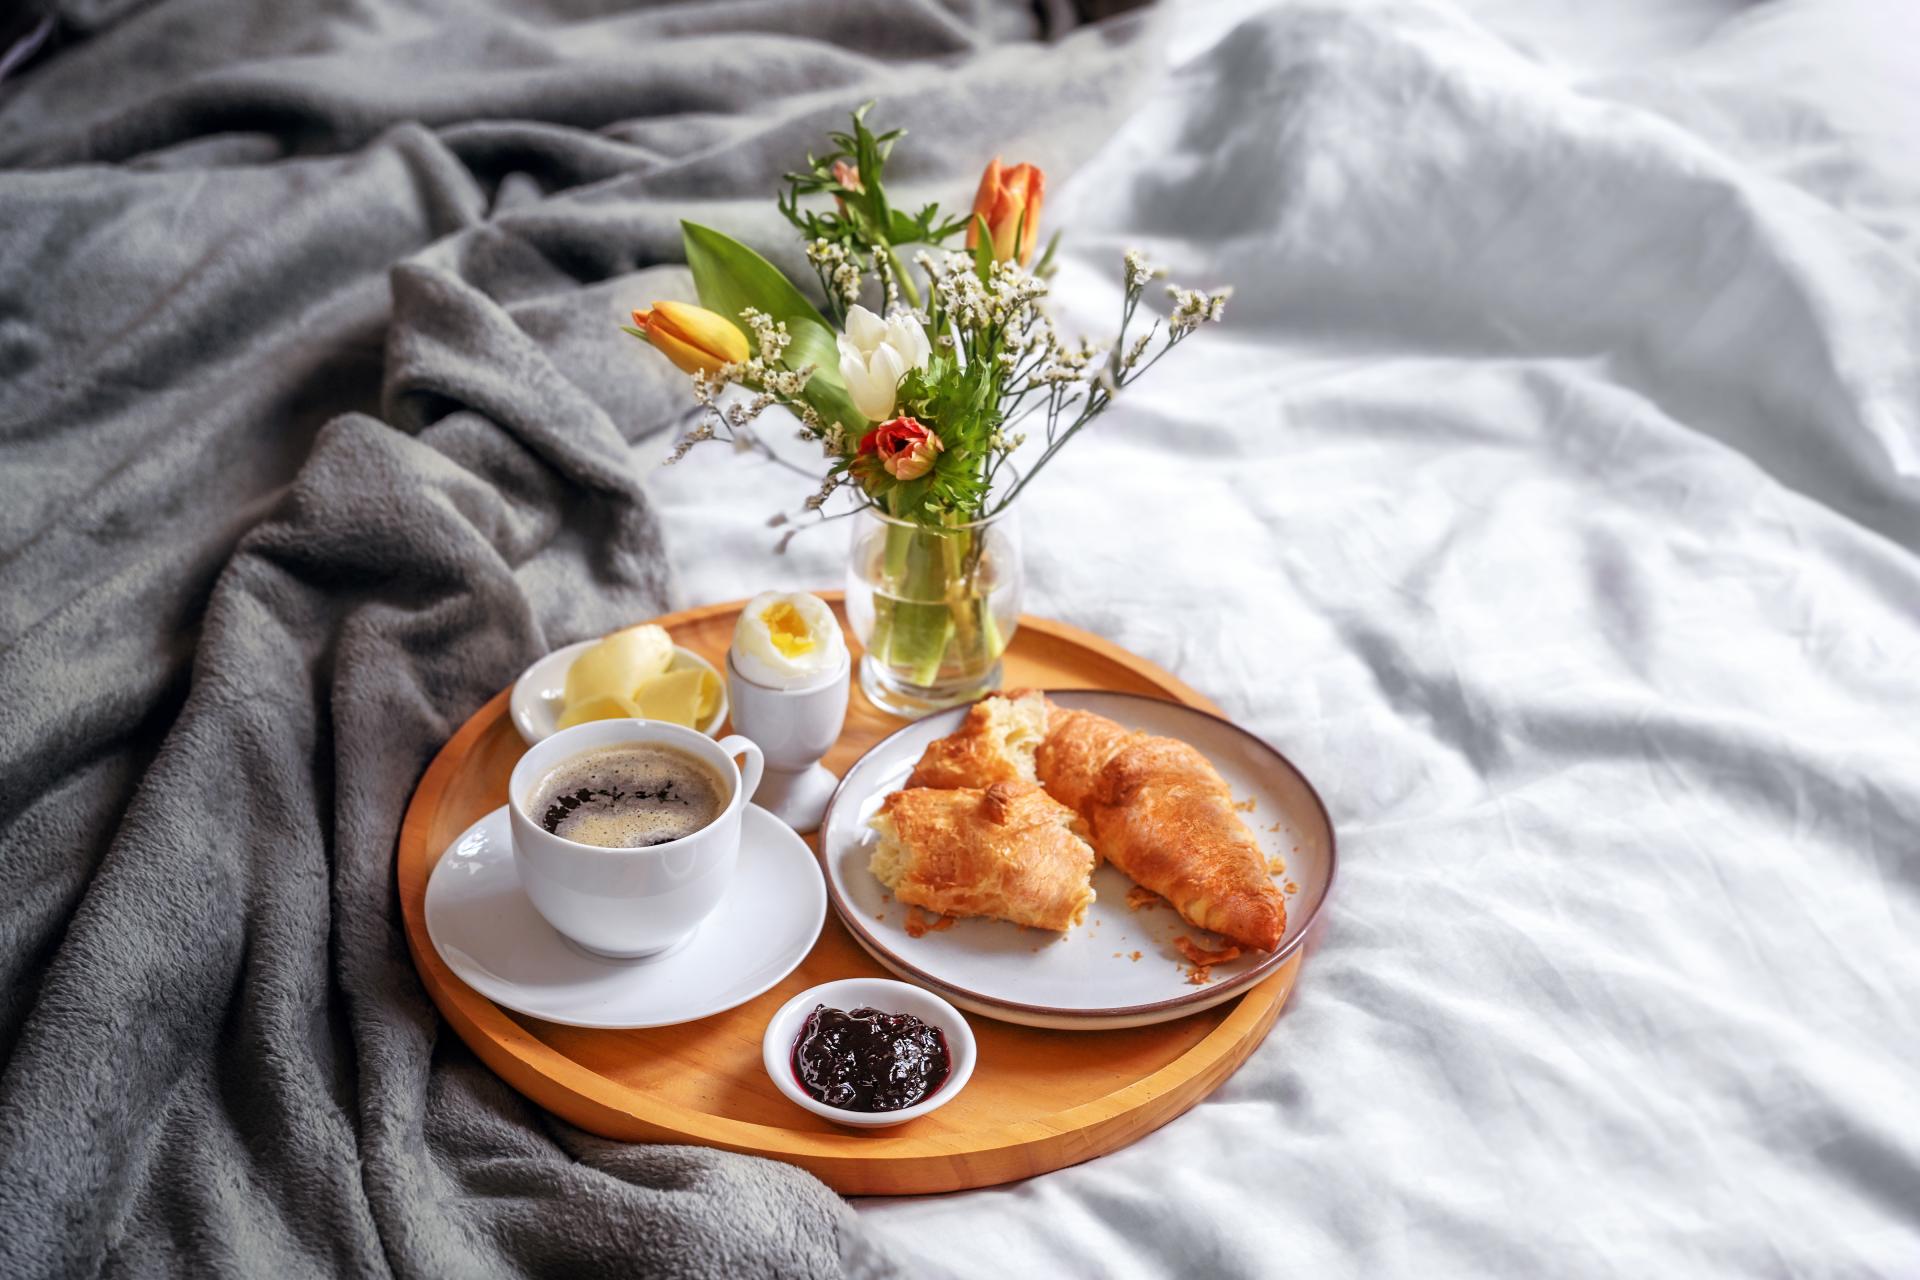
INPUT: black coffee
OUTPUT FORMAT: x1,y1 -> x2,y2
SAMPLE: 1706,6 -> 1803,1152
530,744 -> 727,848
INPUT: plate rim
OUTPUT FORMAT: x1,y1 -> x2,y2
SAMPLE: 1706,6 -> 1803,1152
425,802 -> 826,1031
817,688 -> 1339,1021
839,922 -> 1264,1030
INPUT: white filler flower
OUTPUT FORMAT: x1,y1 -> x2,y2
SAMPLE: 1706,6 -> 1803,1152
836,304 -> 931,423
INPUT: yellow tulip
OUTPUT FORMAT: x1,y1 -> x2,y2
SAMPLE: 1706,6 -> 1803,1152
966,158 -> 1046,266
628,301 -> 749,376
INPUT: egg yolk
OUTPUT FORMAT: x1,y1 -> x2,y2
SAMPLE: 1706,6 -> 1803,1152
762,601 -> 816,658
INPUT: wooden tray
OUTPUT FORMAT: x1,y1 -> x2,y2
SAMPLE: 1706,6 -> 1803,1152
396,596 -> 1303,1195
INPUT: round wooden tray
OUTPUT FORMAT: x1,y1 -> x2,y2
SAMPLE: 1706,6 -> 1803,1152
397,596 -> 1304,1195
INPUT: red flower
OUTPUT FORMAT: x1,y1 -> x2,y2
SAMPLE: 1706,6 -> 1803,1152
857,416 -> 944,481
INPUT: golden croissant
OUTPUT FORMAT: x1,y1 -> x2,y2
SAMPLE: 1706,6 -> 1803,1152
1032,703 -> 1140,816
870,782 -> 1096,932
906,688 -> 1048,790
1040,708 -> 1285,951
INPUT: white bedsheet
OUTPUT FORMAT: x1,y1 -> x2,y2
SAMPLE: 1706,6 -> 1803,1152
645,1 -> 1920,1273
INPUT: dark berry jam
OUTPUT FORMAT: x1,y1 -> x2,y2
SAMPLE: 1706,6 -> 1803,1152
791,1005 -> 951,1112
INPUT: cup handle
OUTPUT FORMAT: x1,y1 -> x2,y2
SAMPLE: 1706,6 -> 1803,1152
719,735 -> 765,807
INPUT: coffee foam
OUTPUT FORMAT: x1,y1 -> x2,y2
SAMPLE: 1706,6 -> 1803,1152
530,744 -> 727,848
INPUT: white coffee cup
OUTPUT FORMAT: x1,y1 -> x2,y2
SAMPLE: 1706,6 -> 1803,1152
507,719 -> 765,960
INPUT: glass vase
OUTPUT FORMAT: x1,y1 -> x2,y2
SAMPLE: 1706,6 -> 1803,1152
845,503 -> 1023,719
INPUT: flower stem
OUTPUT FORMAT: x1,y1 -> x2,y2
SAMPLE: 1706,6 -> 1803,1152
882,242 -> 922,311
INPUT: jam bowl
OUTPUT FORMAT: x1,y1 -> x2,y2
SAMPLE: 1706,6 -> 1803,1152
761,978 -> 976,1128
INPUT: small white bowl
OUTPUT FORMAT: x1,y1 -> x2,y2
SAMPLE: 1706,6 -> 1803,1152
511,640 -> 727,746
762,978 -> 976,1128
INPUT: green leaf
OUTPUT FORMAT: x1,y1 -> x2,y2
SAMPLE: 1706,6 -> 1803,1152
888,209 -> 929,245
1032,228 -> 1063,278
893,473 -> 934,516
680,221 -> 867,431
971,215 -> 995,282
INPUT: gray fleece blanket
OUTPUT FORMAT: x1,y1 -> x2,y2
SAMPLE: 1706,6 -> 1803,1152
0,2 -> 1148,1275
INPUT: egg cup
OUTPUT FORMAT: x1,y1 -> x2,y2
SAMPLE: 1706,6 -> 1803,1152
725,648 -> 850,834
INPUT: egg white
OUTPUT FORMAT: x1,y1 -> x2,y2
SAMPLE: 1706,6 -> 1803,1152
731,591 -> 846,689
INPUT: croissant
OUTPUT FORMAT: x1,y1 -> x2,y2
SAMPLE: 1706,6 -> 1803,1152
906,688 -> 1048,790
869,782 -> 1096,932
1033,704 -> 1141,816
1085,734 -> 1286,951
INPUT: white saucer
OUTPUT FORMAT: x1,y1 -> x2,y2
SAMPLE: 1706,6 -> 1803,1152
425,804 -> 824,1029
510,640 -> 727,746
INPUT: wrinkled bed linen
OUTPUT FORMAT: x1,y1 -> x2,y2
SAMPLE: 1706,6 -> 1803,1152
646,1 -> 1920,1274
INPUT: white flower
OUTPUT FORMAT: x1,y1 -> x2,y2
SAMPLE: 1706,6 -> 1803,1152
1167,284 -> 1232,337
836,304 -> 930,422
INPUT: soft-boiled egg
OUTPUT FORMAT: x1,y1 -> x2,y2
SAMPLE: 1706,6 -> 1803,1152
730,591 -> 846,689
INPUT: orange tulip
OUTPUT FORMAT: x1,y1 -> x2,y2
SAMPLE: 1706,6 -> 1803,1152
966,158 -> 1045,266
628,301 -> 749,376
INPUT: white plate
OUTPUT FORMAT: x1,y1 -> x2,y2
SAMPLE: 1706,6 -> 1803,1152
819,691 -> 1336,1030
510,640 -> 727,746
424,804 -> 824,1029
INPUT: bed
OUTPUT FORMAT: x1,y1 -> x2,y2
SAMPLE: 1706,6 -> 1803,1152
649,1 -> 1920,1273
3,0 -> 1914,1275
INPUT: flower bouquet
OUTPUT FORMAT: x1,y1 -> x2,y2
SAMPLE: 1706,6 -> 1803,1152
626,107 -> 1230,715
